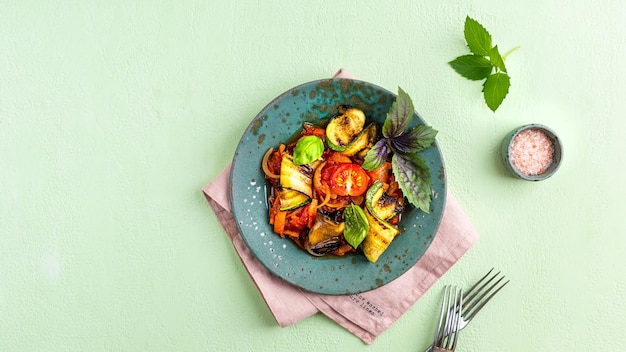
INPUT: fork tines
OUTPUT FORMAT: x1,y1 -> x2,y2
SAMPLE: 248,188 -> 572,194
462,268 -> 510,321
432,285 -> 463,351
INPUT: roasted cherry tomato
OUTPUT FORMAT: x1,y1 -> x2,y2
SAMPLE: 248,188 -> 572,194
329,164 -> 370,197
366,161 -> 392,185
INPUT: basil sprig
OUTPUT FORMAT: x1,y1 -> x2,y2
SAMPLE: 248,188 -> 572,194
293,135 -> 324,165
449,16 -> 520,112
362,88 -> 437,213
343,204 -> 369,249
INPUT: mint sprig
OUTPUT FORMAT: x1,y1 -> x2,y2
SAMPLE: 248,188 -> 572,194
362,87 -> 438,213
449,16 -> 519,112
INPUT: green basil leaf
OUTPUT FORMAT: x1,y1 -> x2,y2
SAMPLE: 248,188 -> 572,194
464,16 -> 492,56
343,204 -> 369,249
482,72 -> 510,112
489,45 -> 507,73
391,125 -> 438,154
382,87 -> 414,139
362,139 -> 389,171
391,153 -> 432,213
448,55 -> 493,81
293,135 -> 324,165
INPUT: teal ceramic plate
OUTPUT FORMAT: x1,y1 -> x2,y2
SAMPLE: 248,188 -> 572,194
229,79 -> 446,295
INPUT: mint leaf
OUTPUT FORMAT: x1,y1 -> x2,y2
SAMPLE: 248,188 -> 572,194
382,87 -> 414,139
391,125 -> 438,154
293,135 -> 324,165
448,55 -> 492,81
451,16 -> 518,112
362,139 -> 389,171
391,153 -> 432,213
343,204 -> 369,248
489,45 -> 507,73
482,72 -> 510,112
464,16 -> 492,56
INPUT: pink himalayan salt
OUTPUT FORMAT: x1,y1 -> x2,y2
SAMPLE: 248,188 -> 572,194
509,129 -> 555,176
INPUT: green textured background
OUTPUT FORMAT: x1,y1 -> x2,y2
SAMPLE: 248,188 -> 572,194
2,1 -> 625,351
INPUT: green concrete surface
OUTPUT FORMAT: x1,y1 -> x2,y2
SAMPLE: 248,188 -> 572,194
2,1 -> 625,351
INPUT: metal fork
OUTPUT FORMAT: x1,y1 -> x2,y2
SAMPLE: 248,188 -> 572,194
424,269 -> 510,352
431,285 -> 463,351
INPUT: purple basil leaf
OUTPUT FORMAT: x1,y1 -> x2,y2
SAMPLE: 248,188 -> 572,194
361,139 -> 389,171
391,153 -> 432,213
391,125 -> 438,154
382,87 -> 415,139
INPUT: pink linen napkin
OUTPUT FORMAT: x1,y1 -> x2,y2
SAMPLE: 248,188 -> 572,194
202,69 -> 479,344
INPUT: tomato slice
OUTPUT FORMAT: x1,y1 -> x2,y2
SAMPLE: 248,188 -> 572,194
329,164 -> 370,197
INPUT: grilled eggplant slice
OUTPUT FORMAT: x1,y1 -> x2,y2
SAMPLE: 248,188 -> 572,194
304,210 -> 345,256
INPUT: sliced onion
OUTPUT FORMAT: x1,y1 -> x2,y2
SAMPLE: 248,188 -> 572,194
262,148 -> 280,179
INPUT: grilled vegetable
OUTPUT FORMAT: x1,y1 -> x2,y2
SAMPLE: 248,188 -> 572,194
340,123 -> 377,157
280,153 -> 320,197
266,106 -> 413,262
328,163 -> 370,197
361,208 -> 399,263
365,181 -> 404,222
325,107 -> 366,151
277,188 -> 311,211
304,210 -> 345,256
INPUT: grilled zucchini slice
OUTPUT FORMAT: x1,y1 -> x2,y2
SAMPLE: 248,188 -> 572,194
277,188 -> 311,211
280,153 -> 320,197
365,181 -> 404,222
325,107 -> 366,151
361,208 -> 399,263
340,123 -> 377,157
